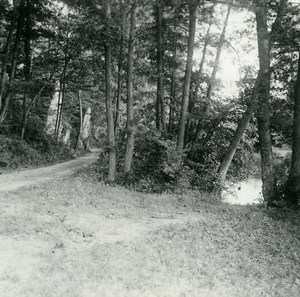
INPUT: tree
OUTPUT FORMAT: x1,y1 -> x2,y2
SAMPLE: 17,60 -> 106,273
286,51 -> 300,207
155,0 -> 166,132
114,5 -> 126,140
177,0 -> 198,150
255,0 -> 278,203
216,0 -> 289,191
124,2 -> 137,175
192,1 -> 230,146
105,0 -> 117,181
0,0 -> 20,124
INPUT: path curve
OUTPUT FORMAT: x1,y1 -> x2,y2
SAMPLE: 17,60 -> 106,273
0,150 -> 99,193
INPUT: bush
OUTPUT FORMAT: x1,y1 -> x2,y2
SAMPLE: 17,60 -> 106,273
0,134 -> 72,171
109,128 -> 196,193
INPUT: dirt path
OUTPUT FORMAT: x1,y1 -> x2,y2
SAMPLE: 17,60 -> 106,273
1,150 -> 299,296
0,150 -> 99,193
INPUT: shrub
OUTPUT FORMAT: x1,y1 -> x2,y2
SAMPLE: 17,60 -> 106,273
0,133 -> 72,171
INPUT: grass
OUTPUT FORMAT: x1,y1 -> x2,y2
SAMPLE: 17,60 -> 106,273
0,173 -> 300,296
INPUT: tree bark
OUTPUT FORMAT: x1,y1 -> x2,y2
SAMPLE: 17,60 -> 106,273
54,55 -> 69,139
177,0 -> 198,150
255,0 -> 277,203
215,0 -> 288,189
155,1 -> 166,132
24,0 -> 32,81
0,0 -> 21,124
105,0 -> 117,181
168,11 -> 178,133
9,0 -> 25,81
75,90 -> 83,151
286,51 -> 300,206
114,12 -> 125,140
20,0 -> 33,140
217,77 -> 260,186
206,4 -> 231,100
124,3 -> 137,175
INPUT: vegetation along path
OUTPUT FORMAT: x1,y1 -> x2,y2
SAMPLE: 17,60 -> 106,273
0,150 -> 99,193
0,159 -> 300,296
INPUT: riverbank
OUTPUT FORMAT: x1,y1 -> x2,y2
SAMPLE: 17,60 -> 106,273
223,146 -> 292,205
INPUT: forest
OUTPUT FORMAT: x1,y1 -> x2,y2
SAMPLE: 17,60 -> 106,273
0,0 -> 300,296
0,0 -> 300,205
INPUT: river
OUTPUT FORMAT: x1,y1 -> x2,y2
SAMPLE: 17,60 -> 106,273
222,146 -> 291,205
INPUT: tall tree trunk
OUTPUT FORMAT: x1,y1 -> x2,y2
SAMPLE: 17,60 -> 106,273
21,0 -> 32,139
286,51 -> 300,207
194,0 -> 216,101
105,0 -> 117,181
155,1 -> 166,132
54,56 -> 69,139
168,11 -> 178,133
206,5 -> 231,100
55,72 -> 67,139
214,0 -> 288,189
255,0 -> 277,203
177,0 -> 198,150
0,0 -> 21,124
24,0 -> 32,81
0,0 -> 18,108
114,12 -> 125,140
9,0 -> 25,81
124,3 -> 137,175
75,90 -> 83,150
192,3 -> 230,147
217,76 -> 260,186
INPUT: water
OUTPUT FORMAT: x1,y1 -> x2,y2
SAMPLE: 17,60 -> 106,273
222,175 -> 262,205
223,146 -> 291,205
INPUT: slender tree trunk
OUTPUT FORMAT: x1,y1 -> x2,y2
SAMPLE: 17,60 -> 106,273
9,0 -> 25,81
54,57 -> 69,138
155,1 -> 166,132
192,3 -> 230,147
56,73 -> 67,139
0,0 -> 22,124
21,0 -> 32,139
124,3 -> 137,175
168,12 -> 178,133
0,0 -> 18,111
207,5 -> 231,100
215,0 -> 288,189
286,51 -> 300,206
177,0 -> 198,150
114,13 -> 125,140
255,0 -> 277,203
194,0 -> 216,101
75,90 -> 83,150
24,0 -> 32,81
217,79 -> 260,186
105,0 -> 117,181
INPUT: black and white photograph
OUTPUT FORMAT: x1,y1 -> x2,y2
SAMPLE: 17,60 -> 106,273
0,0 -> 300,296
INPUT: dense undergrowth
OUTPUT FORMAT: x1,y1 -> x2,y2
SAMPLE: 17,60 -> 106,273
0,134 -> 73,172
93,128 -> 256,195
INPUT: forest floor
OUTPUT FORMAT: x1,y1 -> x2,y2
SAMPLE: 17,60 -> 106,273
0,155 -> 300,297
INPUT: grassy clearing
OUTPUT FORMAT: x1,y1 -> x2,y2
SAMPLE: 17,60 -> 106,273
0,174 -> 300,297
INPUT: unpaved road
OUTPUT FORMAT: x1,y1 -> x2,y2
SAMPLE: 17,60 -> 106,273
0,151 -> 299,297
0,151 -> 99,193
